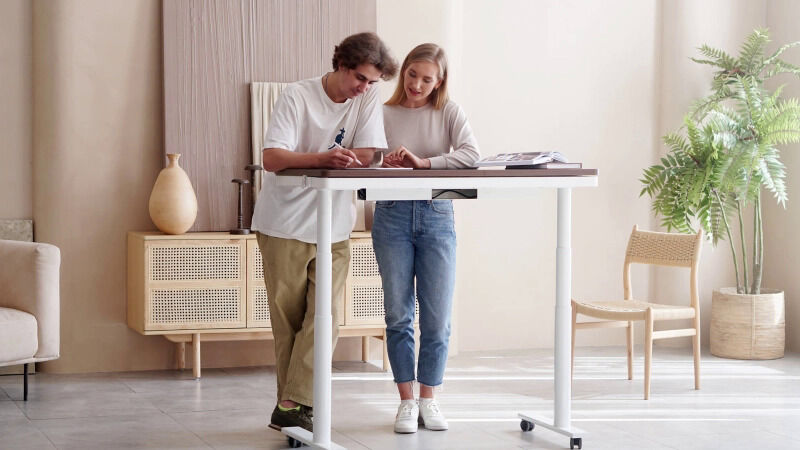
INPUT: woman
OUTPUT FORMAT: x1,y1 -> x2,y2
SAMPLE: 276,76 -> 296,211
372,43 -> 480,434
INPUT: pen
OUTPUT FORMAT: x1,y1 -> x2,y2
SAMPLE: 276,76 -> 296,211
333,142 -> 362,166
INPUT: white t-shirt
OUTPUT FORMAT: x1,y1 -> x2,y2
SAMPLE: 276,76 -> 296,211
383,100 -> 480,169
252,76 -> 387,243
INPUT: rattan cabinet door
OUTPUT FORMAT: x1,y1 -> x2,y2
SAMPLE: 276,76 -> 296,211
144,239 -> 247,331
345,238 -> 418,325
246,239 -> 271,328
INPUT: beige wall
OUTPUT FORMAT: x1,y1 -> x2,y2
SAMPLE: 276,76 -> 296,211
376,0 -> 463,102
458,0 -> 662,351
33,0 -> 169,372
0,0 -> 32,220
765,0 -> 800,352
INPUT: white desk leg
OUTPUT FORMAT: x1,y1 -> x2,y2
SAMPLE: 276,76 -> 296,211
554,187 -> 571,428
519,188 -> 584,449
282,188 -> 344,449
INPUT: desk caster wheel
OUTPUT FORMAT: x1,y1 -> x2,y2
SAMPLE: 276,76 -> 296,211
520,420 -> 534,432
570,437 -> 582,449
288,437 -> 302,448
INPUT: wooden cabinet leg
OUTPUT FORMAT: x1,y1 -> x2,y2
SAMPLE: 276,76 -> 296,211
382,330 -> 390,372
361,336 -> 369,362
175,342 -> 186,370
192,333 -> 201,379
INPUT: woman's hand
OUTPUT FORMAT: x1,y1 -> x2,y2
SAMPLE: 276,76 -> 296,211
382,146 -> 431,169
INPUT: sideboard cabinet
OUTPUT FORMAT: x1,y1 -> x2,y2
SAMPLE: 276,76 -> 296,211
127,231 -> 393,377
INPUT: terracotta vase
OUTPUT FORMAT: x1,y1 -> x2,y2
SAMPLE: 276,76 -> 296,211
149,153 -> 198,235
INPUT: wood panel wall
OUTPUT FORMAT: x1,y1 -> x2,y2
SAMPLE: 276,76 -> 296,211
163,0 -> 376,232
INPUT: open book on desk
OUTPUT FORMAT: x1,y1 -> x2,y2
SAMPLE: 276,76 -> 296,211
516,161 -> 582,169
474,151 -> 579,169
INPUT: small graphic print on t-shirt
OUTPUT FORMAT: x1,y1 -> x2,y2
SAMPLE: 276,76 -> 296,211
328,128 -> 346,149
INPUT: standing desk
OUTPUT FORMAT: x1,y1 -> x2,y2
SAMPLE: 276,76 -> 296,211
274,168 -> 598,449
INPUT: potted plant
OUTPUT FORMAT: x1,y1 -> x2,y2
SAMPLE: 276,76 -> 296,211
640,29 -> 800,359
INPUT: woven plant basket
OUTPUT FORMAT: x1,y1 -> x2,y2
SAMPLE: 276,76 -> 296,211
710,288 -> 785,359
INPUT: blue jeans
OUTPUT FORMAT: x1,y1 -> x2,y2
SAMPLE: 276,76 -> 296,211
371,200 -> 457,387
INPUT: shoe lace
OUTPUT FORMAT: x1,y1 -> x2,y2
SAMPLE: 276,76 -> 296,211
398,402 -> 416,419
423,400 -> 440,416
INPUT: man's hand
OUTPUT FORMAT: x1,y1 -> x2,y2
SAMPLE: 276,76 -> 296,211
318,147 -> 361,169
383,146 -> 431,169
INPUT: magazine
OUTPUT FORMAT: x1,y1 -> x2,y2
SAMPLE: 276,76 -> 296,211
524,162 -> 582,169
474,151 -> 570,167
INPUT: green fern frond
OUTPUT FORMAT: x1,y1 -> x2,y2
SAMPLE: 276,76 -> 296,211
759,149 -> 788,206
737,28 -> 770,74
764,40 -> 800,65
691,58 -> 724,67
663,133 -> 689,154
696,44 -> 737,70
690,88 -> 732,118
767,59 -> 800,78
760,98 -> 800,144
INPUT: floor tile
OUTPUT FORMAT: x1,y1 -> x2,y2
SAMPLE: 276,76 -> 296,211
0,417 -> 56,449
33,413 -> 210,449
14,390 -> 163,421
168,408 -> 286,449
0,381 -> 13,401
0,398 -> 25,420
0,373 -> 132,401
141,382 -> 277,414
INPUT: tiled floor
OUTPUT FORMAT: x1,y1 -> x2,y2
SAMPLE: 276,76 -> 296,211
1,346 -> 799,449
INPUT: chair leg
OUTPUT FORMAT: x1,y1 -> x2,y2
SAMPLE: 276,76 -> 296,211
644,309 -> 653,400
693,316 -> 701,390
626,321 -> 634,380
23,363 -> 28,401
571,302 -> 577,381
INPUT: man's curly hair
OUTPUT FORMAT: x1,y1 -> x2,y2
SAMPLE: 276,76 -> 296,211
332,32 -> 398,80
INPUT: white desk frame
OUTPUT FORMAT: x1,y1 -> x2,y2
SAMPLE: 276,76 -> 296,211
274,173 -> 598,449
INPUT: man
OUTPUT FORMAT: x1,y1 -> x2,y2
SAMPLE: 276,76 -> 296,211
252,32 -> 397,432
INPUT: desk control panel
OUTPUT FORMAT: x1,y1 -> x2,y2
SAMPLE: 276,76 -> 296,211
357,188 -> 477,200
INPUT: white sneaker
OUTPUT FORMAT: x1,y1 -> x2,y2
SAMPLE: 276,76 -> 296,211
418,397 -> 448,431
394,399 -> 419,433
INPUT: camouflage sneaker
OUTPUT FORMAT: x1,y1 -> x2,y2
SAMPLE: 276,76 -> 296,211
269,404 -> 313,432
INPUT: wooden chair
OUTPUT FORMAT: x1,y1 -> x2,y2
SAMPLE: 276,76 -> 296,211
571,225 -> 703,399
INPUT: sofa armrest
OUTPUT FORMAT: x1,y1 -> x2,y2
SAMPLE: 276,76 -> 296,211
0,239 -> 61,360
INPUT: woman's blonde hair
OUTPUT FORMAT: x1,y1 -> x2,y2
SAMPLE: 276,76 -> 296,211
385,43 -> 449,109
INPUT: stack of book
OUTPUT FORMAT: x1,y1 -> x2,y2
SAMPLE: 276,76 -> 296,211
473,151 -> 582,169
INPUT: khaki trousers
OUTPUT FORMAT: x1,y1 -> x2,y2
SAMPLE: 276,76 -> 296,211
256,233 -> 350,407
